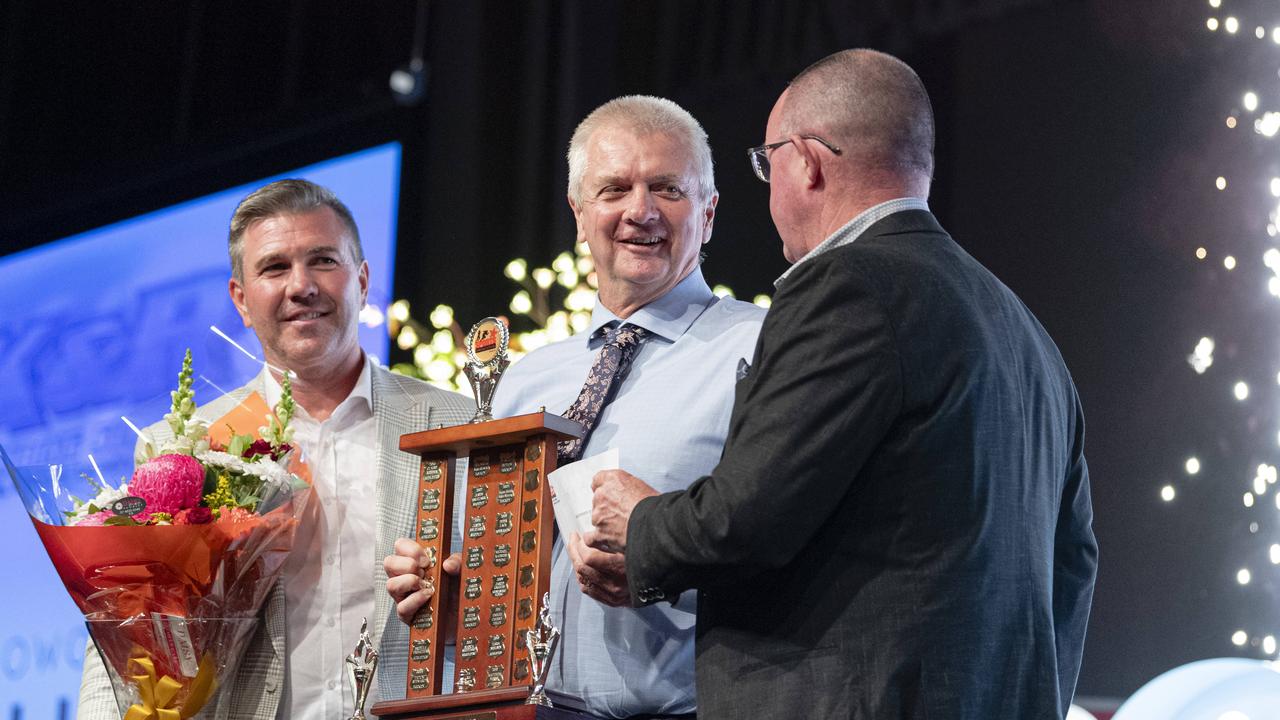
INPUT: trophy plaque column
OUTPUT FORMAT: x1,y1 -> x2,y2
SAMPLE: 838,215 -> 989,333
371,318 -> 592,720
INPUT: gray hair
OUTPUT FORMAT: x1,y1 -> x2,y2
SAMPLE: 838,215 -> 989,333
566,95 -> 716,204
228,178 -> 363,282
784,49 -> 934,179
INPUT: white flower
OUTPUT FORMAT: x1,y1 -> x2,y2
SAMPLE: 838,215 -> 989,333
68,481 -> 131,523
197,450 -> 292,486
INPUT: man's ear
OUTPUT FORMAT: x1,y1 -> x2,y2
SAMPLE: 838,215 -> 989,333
568,195 -> 587,243
701,192 -> 719,244
791,134 -> 824,189
229,277 -> 252,328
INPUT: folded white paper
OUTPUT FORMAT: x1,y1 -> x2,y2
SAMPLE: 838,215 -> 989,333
547,448 -> 620,538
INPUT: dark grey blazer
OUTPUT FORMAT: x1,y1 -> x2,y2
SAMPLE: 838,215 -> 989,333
626,210 -> 1098,719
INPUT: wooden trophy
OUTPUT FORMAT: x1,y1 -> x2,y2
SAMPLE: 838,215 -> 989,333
372,318 -> 591,720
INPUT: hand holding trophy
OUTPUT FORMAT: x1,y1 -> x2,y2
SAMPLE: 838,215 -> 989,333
371,317 -> 583,719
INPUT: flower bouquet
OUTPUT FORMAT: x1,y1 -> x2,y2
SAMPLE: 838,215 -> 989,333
3,350 -> 313,719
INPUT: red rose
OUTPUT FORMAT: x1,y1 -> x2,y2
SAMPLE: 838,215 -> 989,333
243,439 -> 274,459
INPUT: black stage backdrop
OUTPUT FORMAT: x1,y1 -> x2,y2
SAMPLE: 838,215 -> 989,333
0,0 -> 1259,701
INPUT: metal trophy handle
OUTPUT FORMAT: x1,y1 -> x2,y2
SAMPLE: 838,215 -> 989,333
523,591 -> 562,706
346,617 -> 379,720
463,317 -> 511,423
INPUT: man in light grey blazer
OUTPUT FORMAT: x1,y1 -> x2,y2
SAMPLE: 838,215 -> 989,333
77,179 -> 473,720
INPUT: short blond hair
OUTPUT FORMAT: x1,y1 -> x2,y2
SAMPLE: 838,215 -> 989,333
566,95 -> 716,204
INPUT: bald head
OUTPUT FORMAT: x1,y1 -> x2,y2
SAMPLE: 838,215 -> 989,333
781,49 -> 934,186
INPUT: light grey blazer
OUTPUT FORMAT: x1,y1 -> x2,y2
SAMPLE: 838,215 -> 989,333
77,363 -> 474,719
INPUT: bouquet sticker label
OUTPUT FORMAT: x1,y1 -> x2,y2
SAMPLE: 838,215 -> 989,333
111,496 -> 147,517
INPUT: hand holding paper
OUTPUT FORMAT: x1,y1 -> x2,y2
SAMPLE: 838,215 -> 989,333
548,448 -> 621,538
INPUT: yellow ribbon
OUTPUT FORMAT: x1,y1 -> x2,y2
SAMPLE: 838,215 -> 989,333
123,654 -> 218,720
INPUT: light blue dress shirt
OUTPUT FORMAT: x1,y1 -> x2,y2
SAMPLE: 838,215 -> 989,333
491,266 -> 765,718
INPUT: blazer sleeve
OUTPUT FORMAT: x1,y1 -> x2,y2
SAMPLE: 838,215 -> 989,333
77,640 -> 120,719
1052,399 -> 1098,711
626,255 -> 902,600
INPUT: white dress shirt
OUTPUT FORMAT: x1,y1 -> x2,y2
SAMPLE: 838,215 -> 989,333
266,357 -> 377,720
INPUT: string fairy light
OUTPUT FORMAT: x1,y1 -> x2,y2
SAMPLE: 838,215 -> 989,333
1185,1 -> 1280,658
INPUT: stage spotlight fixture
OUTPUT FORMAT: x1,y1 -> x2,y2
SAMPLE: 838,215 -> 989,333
390,0 -> 429,107
390,58 -> 427,106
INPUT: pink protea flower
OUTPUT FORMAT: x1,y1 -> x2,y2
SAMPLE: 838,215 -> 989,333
129,454 -> 206,520
75,510 -> 114,527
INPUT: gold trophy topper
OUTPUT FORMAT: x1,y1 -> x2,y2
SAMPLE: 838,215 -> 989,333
464,317 -> 511,423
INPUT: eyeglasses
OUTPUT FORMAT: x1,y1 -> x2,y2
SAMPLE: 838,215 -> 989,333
747,135 -> 843,183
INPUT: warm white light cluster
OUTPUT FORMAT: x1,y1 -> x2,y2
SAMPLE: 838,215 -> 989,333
1196,2 -> 1280,658
1188,337 -> 1215,374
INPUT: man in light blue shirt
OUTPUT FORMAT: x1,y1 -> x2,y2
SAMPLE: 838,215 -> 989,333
386,95 -> 763,718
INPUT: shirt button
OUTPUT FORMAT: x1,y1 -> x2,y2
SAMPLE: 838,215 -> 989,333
326,554 -> 336,565
327,679 -> 337,690
326,617 -> 336,627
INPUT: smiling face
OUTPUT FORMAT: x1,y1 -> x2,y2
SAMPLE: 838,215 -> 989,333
570,127 -> 717,317
228,207 -> 368,378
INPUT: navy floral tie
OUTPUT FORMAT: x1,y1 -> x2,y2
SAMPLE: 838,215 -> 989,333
557,323 -> 650,465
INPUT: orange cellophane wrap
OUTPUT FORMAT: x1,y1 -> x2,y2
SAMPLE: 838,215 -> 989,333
29,391 -> 313,717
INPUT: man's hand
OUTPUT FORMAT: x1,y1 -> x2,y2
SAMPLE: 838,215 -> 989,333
585,469 -> 658,554
384,538 -> 461,627
566,532 -> 631,607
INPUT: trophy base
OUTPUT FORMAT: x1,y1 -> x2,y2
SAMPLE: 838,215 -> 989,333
372,686 -> 592,720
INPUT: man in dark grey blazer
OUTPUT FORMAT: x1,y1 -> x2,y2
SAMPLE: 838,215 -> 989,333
586,49 -> 1098,719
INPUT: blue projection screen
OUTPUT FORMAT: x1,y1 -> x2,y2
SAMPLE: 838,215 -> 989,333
0,143 -> 400,716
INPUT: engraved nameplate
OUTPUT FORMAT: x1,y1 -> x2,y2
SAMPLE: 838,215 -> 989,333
521,530 -> 536,553
421,461 -> 442,483
411,638 -> 431,662
487,634 -> 506,657
495,512 -> 513,535
457,667 -> 476,692
420,487 -> 440,511
465,577 -> 482,600
489,603 -> 507,627
518,598 -> 533,620
472,455 -> 491,478
419,517 -> 439,541
486,664 -> 505,688
493,544 -> 511,567
412,606 -> 433,630
499,451 -> 519,474
497,481 -> 515,505
466,546 -> 484,569
468,515 -> 486,539
522,499 -> 538,522
524,469 -> 540,491
492,574 -> 509,598
525,444 -> 541,461
410,667 -> 430,691
470,484 -> 489,508
519,564 -> 534,587
462,605 -> 481,629
460,637 -> 479,660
